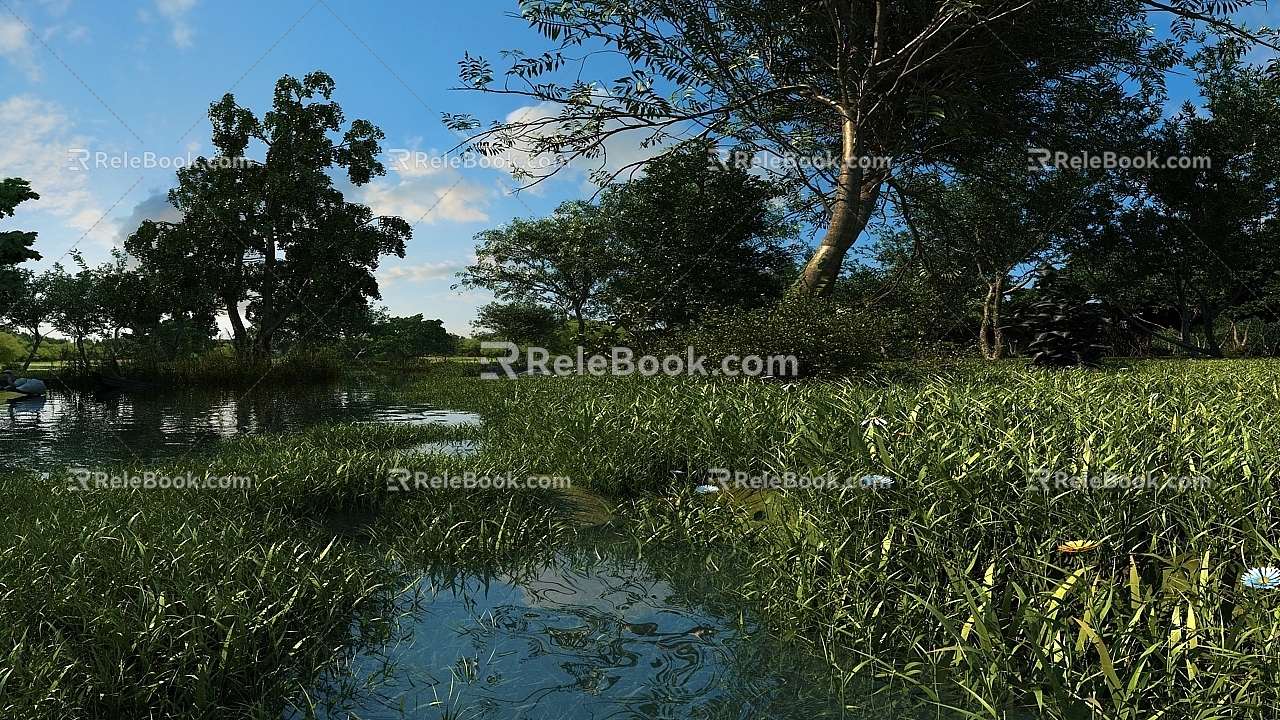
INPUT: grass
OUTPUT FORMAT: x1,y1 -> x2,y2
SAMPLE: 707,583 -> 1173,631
417,359 -> 1280,719
0,420 -> 571,718
3,358 -> 1279,718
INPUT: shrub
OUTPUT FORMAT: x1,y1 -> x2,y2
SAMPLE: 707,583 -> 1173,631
683,295 -> 912,377
1004,295 -> 1111,368
0,331 -> 25,366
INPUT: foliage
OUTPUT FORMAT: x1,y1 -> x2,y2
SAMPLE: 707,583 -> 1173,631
473,301 -> 563,348
1004,296 -> 1112,369
1,268 -> 50,370
453,0 -> 1181,295
0,177 -> 40,307
125,71 -> 410,358
684,294 -> 913,377
1068,41 -> 1280,358
887,155 -> 1109,359
44,255 -> 105,369
0,330 -> 24,366
457,200 -> 612,343
368,314 -> 456,360
597,144 -> 799,344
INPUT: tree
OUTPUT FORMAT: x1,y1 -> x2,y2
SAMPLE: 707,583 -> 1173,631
457,200 -> 612,344
126,72 -> 411,360
473,301 -> 563,347
888,157 -> 1105,359
4,268 -> 51,371
449,0 -> 1204,298
0,177 -> 40,308
1068,41 -> 1280,357
371,314 -> 456,360
45,255 -> 105,368
597,144 -> 798,343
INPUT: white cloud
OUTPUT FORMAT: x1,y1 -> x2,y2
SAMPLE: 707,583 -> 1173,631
361,156 -> 494,226
155,0 -> 196,48
377,261 -> 463,288
0,95 -> 102,232
112,189 -> 181,244
0,18 -> 39,79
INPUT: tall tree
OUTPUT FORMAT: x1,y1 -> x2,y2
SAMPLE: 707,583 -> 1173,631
889,157 -> 1105,359
1068,41 -> 1280,357
4,268 -> 50,371
597,144 -> 798,343
45,255 -> 105,369
126,72 -> 411,359
0,177 -> 40,309
448,0 -> 1199,298
457,200 -> 613,344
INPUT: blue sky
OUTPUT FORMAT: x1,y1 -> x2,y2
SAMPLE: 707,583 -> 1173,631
1,1 -> 1277,336
0,0 -> 602,335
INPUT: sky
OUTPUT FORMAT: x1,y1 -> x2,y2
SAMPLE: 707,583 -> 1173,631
1,0 -> 1277,337
0,0 -> 615,336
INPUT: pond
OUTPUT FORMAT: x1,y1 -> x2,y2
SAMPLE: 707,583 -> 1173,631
0,384 -> 481,473
3,382 -> 867,718
289,545 -> 853,720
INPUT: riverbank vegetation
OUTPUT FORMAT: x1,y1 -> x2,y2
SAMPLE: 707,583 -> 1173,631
416,361 -> 1280,717
5,361 -> 1277,717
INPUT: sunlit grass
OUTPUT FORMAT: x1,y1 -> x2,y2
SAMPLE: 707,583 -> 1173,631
427,358 -> 1280,719
4,359 -> 1279,718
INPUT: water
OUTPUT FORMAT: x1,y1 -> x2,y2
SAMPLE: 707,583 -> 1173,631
291,547 -> 849,720
0,385 -> 482,473
3,383 -> 853,718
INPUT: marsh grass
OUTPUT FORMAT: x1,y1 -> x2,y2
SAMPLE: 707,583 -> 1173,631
7,360 -> 1279,718
430,359 -> 1280,719
0,417 -> 571,718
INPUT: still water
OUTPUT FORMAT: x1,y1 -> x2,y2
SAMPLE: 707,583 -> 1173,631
3,385 -> 861,718
290,547 -> 851,720
0,385 -> 481,473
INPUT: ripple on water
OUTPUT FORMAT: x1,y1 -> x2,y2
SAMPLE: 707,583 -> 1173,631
289,549 -> 847,720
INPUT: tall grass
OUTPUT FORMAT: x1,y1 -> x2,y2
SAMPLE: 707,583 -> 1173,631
0,419 -> 570,718
436,359 -> 1280,718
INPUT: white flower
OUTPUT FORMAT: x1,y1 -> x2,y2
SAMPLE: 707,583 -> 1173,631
695,484 -> 720,494
1243,567 -> 1280,590
859,474 -> 893,488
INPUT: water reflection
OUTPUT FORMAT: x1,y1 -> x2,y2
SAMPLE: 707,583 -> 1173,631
291,547 -> 847,720
0,385 -> 482,472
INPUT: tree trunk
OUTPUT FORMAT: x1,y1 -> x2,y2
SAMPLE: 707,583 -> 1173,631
794,116 -> 886,296
256,220 -> 277,361
978,277 -> 1005,360
1200,296 -> 1222,358
20,332 -> 42,371
226,294 -> 247,354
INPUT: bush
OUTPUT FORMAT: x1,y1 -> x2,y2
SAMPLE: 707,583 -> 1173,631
683,295 -> 913,377
1002,277 -> 1112,368
0,331 -> 25,366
